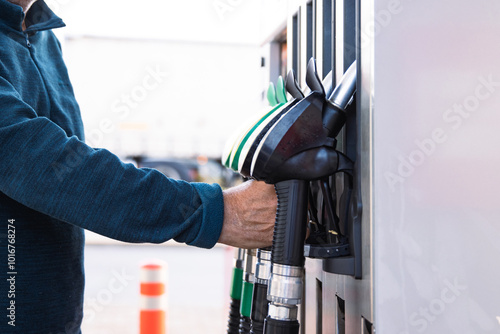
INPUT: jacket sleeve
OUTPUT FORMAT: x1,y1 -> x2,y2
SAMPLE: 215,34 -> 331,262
0,75 -> 224,248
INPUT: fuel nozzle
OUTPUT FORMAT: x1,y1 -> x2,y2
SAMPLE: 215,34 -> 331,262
221,67 -> 334,178
250,60 -> 357,184
329,61 -> 357,109
323,60 -> 357,138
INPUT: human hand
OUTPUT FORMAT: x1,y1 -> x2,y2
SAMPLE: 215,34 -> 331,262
218,180 -> 277,249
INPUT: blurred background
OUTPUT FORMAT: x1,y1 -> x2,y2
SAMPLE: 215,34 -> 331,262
44,0 -> 289,332
52,0 -> 286,159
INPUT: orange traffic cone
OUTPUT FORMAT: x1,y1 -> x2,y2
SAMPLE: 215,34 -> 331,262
140,262 -> 167,334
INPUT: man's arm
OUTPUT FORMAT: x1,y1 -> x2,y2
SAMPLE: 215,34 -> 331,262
0,75 -> 276,248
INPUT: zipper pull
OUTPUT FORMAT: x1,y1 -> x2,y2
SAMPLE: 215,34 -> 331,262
25,34 -> 31,48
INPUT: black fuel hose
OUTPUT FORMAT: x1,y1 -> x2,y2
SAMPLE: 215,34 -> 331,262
250,248 -> 272,334
227,249 -> 245,334
249,282 -> 267,334
263,317 -> 300,334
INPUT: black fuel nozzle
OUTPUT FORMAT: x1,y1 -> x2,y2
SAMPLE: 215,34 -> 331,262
222,64 -> 334,178
285,69 -> 305,100
323,60 -> 357,138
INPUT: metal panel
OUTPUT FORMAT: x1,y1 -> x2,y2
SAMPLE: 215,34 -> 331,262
321,0 -> 334,79
288,11 -> 300,79
305,259 -> 324,333
299,4 -> 306,86
373,0 -> 500,333
306,1 -> 316,62
333,0 -> 374,332
359,0 -> 375,328
282,0 -> 375,332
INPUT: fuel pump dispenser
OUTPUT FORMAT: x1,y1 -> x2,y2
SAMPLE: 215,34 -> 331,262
255,60 -> 356,334
223,58 -> 357,333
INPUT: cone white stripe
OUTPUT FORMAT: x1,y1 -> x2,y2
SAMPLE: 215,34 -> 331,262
140,268 -> 167,283
141,295 -> 167,310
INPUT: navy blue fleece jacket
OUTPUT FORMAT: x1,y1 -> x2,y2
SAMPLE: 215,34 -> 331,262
0,1 -> 224,332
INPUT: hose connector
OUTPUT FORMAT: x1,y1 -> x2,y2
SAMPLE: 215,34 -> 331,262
267,264 -> 303,306
254,248 -> 272,285
250,248 -> 272,334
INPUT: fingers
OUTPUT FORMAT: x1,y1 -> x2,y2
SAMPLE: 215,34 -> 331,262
218,180 -> 277,249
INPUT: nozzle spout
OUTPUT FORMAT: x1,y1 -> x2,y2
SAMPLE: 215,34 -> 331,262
328,61 -> 357,110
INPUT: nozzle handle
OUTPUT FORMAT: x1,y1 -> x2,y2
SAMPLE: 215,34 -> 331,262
271,180 -> 309,267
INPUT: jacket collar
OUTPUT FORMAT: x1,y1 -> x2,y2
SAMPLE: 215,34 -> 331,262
0,0 -> 65,33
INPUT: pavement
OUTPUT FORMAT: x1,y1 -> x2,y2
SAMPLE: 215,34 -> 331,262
81,235 -> 233,334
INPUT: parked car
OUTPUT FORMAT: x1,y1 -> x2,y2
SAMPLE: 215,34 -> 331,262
128,155 -> 241,188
